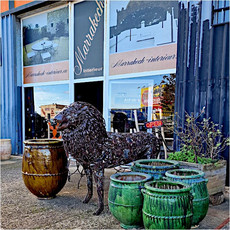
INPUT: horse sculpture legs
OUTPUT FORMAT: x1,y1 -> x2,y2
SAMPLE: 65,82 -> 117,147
81,145 -> 155,215
146,145 -> 154,159
82,164 -> 93,204
82,164 -> 104,215
93,167 -> 104,215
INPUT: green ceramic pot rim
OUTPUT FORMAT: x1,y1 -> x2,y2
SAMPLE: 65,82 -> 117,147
144,180 -> 191,193
24,139 -> 63,145
110,172 -> 152,184
165,169 -> 205,179
132,159 -> 179,169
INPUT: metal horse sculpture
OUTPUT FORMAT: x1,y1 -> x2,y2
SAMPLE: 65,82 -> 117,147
55,101 -> 160,215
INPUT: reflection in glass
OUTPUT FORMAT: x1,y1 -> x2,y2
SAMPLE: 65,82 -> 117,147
218,1 -> 225,8
24,84 -> 69,140
213,0 -> 219,9
225,10 -> 229,22
109,74 -> 175,133
213,12 -> 218,24
217,11 -> 224,23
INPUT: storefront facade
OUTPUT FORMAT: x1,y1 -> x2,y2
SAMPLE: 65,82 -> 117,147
1,0 -> 229,168
1,0 -> 179,154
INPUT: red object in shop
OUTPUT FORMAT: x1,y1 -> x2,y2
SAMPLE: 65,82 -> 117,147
145,120 -> 163,128
48,122 -> 62,139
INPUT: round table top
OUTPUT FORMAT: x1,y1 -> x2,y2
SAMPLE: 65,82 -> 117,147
31,40 -> 53,51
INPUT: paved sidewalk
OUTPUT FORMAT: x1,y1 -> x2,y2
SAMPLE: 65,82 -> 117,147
1,156 -> 229,229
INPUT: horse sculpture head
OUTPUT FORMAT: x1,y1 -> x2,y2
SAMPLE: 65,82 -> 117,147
55,101 -> 107,137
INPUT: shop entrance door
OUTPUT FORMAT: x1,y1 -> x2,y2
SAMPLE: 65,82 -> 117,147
74,81 -> 103,113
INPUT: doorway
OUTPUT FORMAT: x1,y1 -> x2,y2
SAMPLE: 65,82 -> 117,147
75,81 -> 103,113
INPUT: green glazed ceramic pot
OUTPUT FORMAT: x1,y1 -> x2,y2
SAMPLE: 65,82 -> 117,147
108,172 -> 152,229
165,169 -> 209,226
142,180 -> 193,229
131,159 -> 179,180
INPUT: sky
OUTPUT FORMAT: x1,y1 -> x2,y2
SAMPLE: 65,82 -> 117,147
23,12 -> 47,28
110,0 -> 129,27
34,85 -> 69,114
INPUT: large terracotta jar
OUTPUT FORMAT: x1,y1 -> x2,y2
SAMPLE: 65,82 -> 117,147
22,139 -> 68,199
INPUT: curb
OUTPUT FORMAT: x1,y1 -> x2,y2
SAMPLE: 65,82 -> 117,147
0,155 -> 22,165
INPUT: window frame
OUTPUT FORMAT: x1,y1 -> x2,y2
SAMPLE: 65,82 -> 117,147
212,0 -> 230,26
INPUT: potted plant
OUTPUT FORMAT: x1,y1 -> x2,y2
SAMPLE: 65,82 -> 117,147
167,109 -> 229,205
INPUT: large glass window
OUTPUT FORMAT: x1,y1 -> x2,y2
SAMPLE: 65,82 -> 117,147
24,84 -> 69,140
109,1 -> 178,76
213,0 -> 230,25
22,6 -> 69,84
109,74 -> 175,134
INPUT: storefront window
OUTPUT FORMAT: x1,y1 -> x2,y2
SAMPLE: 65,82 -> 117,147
213,0 -> 230,25
109,1 -> 178,75
109,74 -> 175,133
22,6 -> 69,84
24,84 -> 69,140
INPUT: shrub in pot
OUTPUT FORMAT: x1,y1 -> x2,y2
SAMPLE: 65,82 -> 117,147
168,109 -> 229,205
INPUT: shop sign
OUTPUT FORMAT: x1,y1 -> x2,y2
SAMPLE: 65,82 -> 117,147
109,1 -> 178,75
23,61 -> 69,84
74,0 -> 104,79
145,120 -> 163,129
110,44 -> 177,75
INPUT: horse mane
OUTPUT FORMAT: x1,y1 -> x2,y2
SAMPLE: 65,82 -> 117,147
59,102 -> 108,162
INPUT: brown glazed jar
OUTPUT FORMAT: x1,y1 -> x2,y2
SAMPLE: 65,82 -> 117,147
22,139 -> 68,199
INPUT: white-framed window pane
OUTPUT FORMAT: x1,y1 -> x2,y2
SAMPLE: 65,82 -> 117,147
224,9 -> 230,22
213,12 -> 218,24
213,0 -> 219,9
218,0 -> 225,8
24,84 -> 69,139
109,74 -> 175,133
217,11 -> 224,23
